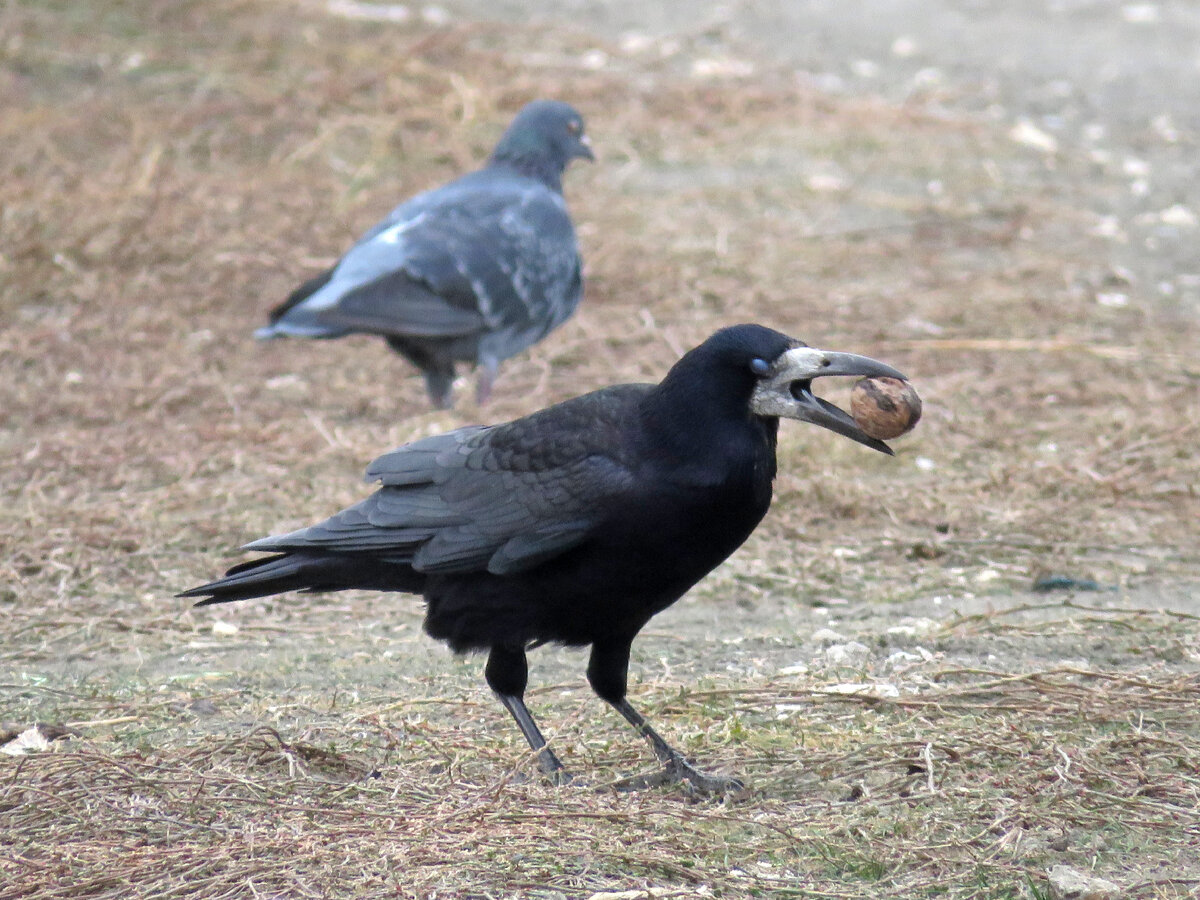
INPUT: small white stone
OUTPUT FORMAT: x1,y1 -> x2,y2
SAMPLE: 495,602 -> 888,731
911,67 -> 942,88
580,49 -> 608,70
1120,3 -> 1160,24
825,641 -> 870,667
1122,157 -> 1151,177
778,663 -> 810,676
900,315 -> 944,335
265,374 -> 306,391
186,329 -> 215,345
1,727 -> 53,756
891,36 -> 918,58
691,56 -> 755,78
1046,864 -> 1120,900
1151,113 -> 1179,142
619,32 -> 652,54
810,627 -> 847,645
884,649 -> 922,669
915,456 -> 936,472
850,59 -> 880,78
1089,216 -> 1123,239
657,38 -> 682,58
1160,204 -> 1198,227
326,0 -> 411,23
806,172 -> 849,193
212,621 -> 240,636
420,5 -> 449,25
1010,119 -> 1058,154
1096,292 -> 1129,308
886,617 -> 937,636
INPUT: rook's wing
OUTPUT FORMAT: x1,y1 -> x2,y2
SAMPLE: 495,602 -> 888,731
245,388 -> 644,576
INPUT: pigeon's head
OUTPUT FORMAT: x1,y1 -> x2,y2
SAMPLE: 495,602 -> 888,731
491,100 -> 593,188
670,324 -> 905,455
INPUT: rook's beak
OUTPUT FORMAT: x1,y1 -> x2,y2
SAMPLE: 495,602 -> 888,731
750,346 -> 906,455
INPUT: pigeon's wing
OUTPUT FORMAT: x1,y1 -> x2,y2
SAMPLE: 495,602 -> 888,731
244,386 -> 647,576
274,171 -> 581,347
312,269 -> 486,337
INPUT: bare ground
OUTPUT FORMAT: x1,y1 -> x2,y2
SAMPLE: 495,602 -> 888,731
2,1 -> 1199,898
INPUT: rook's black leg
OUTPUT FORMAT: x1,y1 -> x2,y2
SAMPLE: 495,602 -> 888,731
485,645 -> 570,783
587,639 -> 743,796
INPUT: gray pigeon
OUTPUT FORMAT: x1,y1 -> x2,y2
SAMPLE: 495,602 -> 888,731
257,100 -> 593,408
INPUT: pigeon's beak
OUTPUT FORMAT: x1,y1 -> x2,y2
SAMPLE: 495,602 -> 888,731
749,346 -> 907,455
574,133 -> 595,161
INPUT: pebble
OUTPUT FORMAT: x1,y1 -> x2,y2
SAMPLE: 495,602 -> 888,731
1,727 -> 52,756
1120,4 -> 1160,25
1010,119 -> 1059,154
777,663 -> 810,676
825,641 -> 870,667
810,627 -> 848,645
1046,865 -> 1120,900
1159,204 -> 1198,227
326,0 -> 411,23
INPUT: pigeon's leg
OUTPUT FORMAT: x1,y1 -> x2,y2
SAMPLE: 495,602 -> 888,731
485,645 -> 571,784
475,356 -> 499,405
424,371 -> 456,410
587,639 -> 744,796
385,336 -> 456,409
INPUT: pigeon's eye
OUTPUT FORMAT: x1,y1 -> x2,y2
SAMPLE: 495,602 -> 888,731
749,357 -> 770,376
566,120 -> 582,136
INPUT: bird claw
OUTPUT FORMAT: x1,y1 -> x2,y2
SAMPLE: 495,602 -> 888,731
610,757 -> 745,799
545,767 -> 576,787
667,757 -> 746,799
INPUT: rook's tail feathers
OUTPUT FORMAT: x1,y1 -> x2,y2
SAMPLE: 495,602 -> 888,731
179,552 -> 425,606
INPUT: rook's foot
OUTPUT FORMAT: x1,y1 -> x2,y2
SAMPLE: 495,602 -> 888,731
611,755 -> 745,798
544,766 -> 575,787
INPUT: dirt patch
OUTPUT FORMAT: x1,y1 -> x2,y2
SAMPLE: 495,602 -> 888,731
2,1 -> 1198,898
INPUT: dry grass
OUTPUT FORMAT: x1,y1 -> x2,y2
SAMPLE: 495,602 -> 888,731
4,667 -> 1199,898
2,1 -> 1199,897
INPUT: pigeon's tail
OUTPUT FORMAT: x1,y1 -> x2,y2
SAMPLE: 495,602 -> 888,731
254,321 -> 342,341
178,553 -> 425,607
256,267 -> 348,340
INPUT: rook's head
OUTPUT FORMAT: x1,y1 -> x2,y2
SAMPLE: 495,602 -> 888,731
744,330 -> 906,454
670,324 -> 908,455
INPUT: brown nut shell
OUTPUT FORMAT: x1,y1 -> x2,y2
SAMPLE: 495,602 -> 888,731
850,376 -> 922,440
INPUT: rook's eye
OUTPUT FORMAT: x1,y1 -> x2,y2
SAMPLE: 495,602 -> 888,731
567,120 -> 582,136
750,358 -> 770,376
